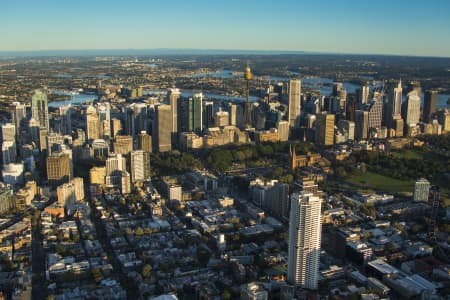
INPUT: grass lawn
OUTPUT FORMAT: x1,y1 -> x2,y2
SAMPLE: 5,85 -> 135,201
343,171 -> 414,195
390,147 -> 445,161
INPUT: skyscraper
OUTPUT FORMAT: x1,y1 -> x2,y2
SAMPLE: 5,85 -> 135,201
86,105 -> 100,141
386,80 -> 403,128
130,150 -> 151,182
153,104 -> 172,152
358,84 -> 370,107
355,110 -> 369,140
31,89 -> 49,130
367,96 -> 383,131
287,192 -> 322,290
288,79 -> 301,128
168,88 -> 181,143
106,153 -> 127,176
46,152 -> 72,188
315,112 -> 335,145
403,90 -> 421,126
10,102 -> 26,139
57,105 -> 72,135
190,93 -> 203,134
98,103 -> 111,138
423,90 -> 438,123
138,131 -> 152,153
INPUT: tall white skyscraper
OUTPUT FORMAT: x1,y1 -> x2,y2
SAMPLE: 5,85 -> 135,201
288,79 -> 301,128
392,80 -> 403,116
359,84 -> 370,106
10,102 -> 26,139
130,150 -> 150,182
403,90 -> 421,126
287,192 -> 322,290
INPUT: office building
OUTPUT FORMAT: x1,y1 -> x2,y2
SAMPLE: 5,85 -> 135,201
121,171 -> 131,194
90,166 -> 106,185
1,123 -> 16,143
355,110 -> 369,140
138,131 -> 152,153
57,183 -> 76,206
358,84 -> 370,107
86,105 -> 100,141
315,112 -> 335,145
413,178 -> 430,202
71,177 -> 84,202
249,179 -> 289,219
277,120 -> 289,142
288,79 -> 301,128
203,101 -> 214,129
2,141 -> 16,165
31,89 -> 49,130
168,88 -> 181,143
423,90 -> 438,123
368,96 -> 383,132
403,90 -> 421,127
214,109 -> 229,127
46,152 -> 72,188
130,150 -> 150,182
287,192 -> 322,290
184,93 -> 203,134
111,118 -> 122,138
10,102 -> 26,139
56,105 -> 72,135
2,163 -> 24,186
113,135 -> 133,155
106,154 -> 126,176
153,104 -> 172,152
337,120 -> 355,141
229,103 -> 244,128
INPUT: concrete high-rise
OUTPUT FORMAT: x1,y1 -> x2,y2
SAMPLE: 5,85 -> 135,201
168,88 -> 181,144
113,135 -> 133,155
188,93 -> 203,134
57,105 -> 72,135
287,192 -> 322,290
386,80 -> 403,128
31,89 -> 49,130
413,178 -> 430,202
367,96 -> 383,131
315,112 -> 335,145
106,154 -> 126,176
138,131 -> 152,153
228,103 -> 243,128
358,84 -> 370,107
423,90 -> 438,123
1,123 -> 16,143
86,106 -> 100,141
130,150 -> 151,182
153,104 -> 172,152
46,152 -> 72,188
288,79 -> 301,128
10,102 -> 26,139
403,90 -> 421,126
355,110 -> 369,140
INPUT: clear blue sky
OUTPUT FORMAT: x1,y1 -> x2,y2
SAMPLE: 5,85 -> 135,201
1,0 -> 450,57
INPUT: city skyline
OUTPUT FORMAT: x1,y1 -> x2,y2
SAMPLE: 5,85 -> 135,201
1,0 -> 450,57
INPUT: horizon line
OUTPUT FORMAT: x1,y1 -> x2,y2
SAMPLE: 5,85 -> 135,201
0,48 -> 449,59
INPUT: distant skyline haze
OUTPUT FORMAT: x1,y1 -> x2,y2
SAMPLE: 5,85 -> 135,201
1,0 -> 450,57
